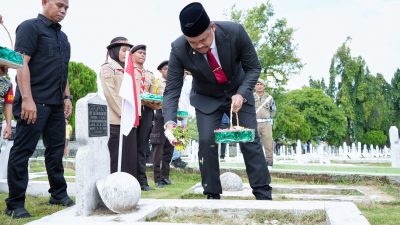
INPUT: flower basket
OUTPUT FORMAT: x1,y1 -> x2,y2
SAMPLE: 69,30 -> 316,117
177,110 -> 189,120
214,108 -> 255,143
0,47 -> 23,69
140,93 -> 163,103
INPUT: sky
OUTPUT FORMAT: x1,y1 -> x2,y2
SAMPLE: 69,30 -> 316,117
1,0 -> 399,90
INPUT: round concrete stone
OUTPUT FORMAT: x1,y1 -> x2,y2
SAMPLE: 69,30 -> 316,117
220,172 -> 243,191
96,172 -> 141,213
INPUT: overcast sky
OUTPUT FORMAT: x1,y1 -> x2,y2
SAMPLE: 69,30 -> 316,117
1,0 -> 399,90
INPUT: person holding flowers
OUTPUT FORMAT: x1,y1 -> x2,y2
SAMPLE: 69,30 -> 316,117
163,2 -> 272,200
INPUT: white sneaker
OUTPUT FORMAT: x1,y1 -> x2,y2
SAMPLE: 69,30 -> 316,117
267,166 -> 272,171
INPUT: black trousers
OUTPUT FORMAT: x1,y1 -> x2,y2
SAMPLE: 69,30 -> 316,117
137,106 -> 154,186
219,122 -> 229,158
196,99 -> 272,199
6,103 -> 68,209
108,125 -> 138,178
152,135 -> 174,183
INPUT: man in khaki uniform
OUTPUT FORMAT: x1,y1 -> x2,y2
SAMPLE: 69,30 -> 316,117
254,79 -> 276,166
130,44 -> 158,191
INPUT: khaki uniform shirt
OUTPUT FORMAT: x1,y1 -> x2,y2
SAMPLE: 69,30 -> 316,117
100,59 -> 124,125
254,92 -> 276,119
134,66 -> 155,111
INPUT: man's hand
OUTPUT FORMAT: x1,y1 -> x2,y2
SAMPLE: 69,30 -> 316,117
231,94 -> 244,113
64,99 -> 72,118
3,124 -> 11,139
164,123 -> 178,146
0,66 -> 8,75
21,98 -> 37,124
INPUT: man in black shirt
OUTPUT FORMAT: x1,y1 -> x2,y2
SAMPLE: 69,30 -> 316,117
4,0 -> 73,219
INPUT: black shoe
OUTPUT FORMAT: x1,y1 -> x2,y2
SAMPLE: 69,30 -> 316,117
49,196 -> 74,207
4,207 -> 32,219
141,185 -> 154,191
155,182 -> 165,188
266,160 -> 273,167
206,194 -> 221,200
162,178 -> 173,185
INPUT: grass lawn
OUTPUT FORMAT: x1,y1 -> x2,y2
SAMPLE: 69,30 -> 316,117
1,164 -> 400,225
0,193 -> 66,225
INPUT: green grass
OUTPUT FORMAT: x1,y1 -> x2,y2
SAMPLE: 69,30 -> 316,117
358,202 -> 400,225
0,193 -> 66,225
272,164 -> 400,174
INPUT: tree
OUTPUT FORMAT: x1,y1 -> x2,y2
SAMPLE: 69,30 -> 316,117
68,62 -> 97,128
229,2 -> 303,86
277,87 -> 347,146
309,77 -> 327,92
273,104 -> 311,142
391,68 -> 400,128
361,130 -> 387,147
328,38 -> 368,142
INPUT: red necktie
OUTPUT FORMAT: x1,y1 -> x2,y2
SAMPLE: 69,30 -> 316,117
207,49 -> 228,84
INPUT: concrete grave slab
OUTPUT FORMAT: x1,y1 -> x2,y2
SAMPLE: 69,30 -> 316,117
26,199 -> 370,225
191,183 -> 394,203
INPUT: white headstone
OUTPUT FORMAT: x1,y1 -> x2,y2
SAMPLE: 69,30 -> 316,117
389,126 -> 400,168
75,93 -> 110,216
351,143 -> 356,154
96,172 -> 141,213
220,172 -> 243,191
0,120 -> 16,179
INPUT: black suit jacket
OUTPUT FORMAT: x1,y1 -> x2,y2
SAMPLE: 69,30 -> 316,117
163,21 -> 261,122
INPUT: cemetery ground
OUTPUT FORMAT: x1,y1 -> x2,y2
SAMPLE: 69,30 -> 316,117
0,160 -> 400,225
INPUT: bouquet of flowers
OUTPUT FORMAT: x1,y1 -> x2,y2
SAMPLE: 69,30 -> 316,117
214,110 -> 255,143
171,125 -> 190,151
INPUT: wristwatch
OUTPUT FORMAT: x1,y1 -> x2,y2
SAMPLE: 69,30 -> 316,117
64,95 -> 73,100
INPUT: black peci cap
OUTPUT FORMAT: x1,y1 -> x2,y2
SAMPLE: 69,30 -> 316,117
130,44 -> 146,53
157,60 -> 169,70
179,2 -> 210,37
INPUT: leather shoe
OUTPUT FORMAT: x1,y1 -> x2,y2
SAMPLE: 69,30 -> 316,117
4,207 -> 32,219
141,185 -> 154,191
162,178 -> 172,185
155,182 -> 164,188
49,196 -> 74,207
206,194 -> 221,199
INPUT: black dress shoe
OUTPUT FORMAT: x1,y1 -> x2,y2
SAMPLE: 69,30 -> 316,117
162,178 -> 172,185
4,207 -> 32,219
49,196 -> 74,207
141,185 -> 154,191
206,194 -> 221,199
155,182 -> 165,188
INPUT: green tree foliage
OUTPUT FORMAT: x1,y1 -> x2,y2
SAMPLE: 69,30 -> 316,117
360,130 -> 387,147
276,87 -> 347,146
328,38 -> 369,142
391,68 -> 400,128
68,62 -> 97,128
229,2 -> 303,86
329,39 -> 394,144
309,77 -> 327,92
273,104 -> 311,142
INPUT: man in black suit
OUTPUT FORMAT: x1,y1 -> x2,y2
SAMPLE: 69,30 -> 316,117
163,2 -> 272,200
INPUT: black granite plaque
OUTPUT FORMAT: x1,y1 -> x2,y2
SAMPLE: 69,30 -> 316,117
88,104 -> 107,137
